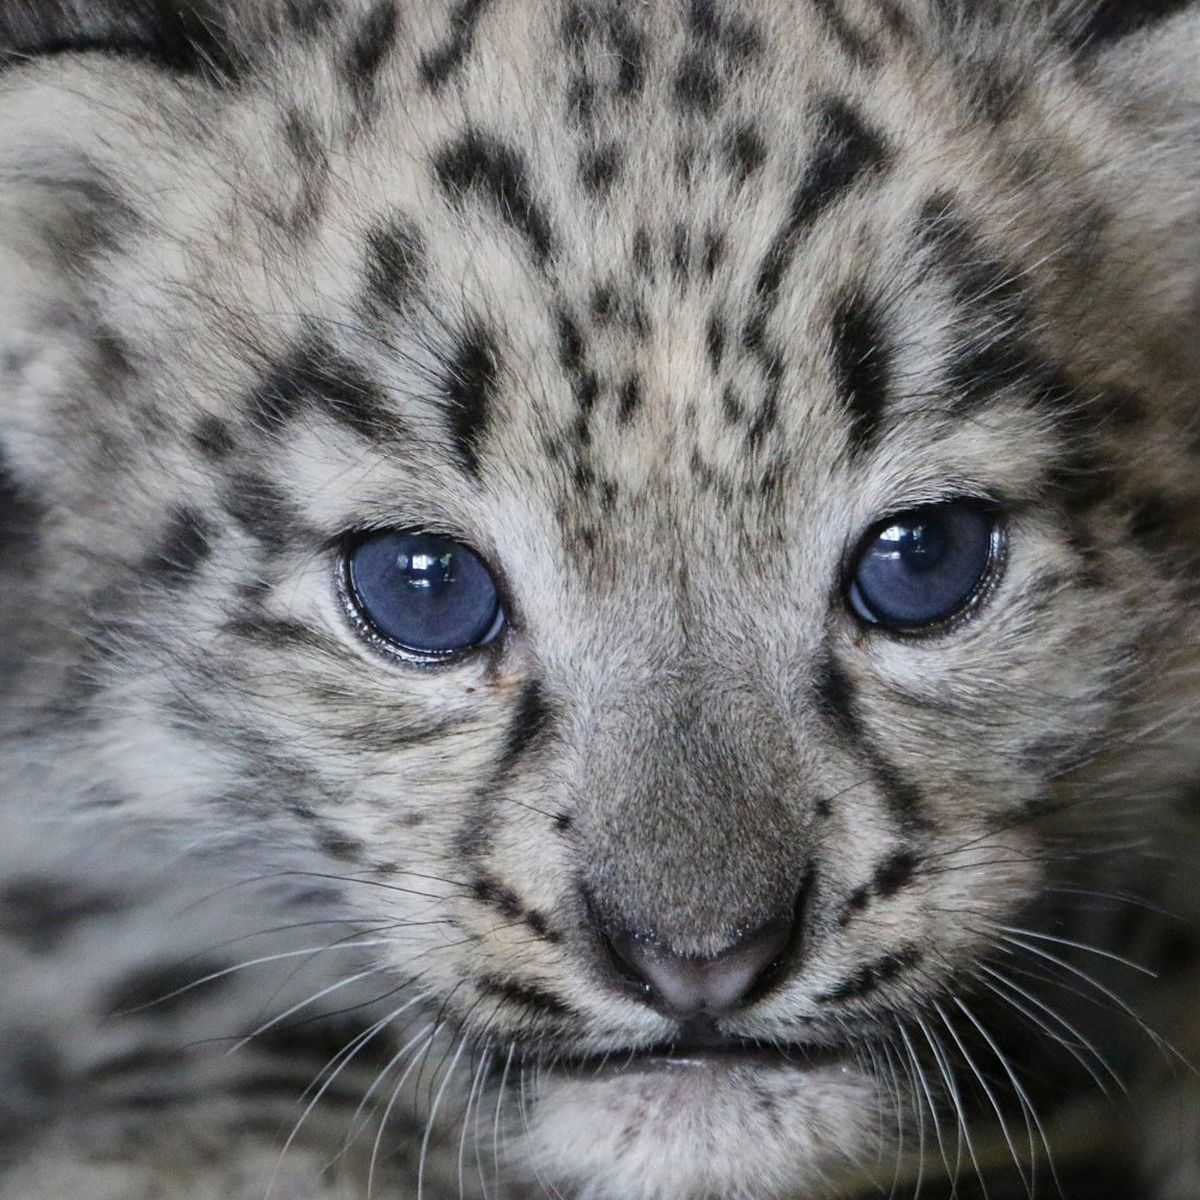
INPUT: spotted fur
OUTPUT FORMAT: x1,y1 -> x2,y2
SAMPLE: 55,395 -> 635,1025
1,1 -> 1199,1198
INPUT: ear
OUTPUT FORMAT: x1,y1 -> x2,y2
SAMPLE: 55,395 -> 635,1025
0,0 -> 246,83
0,71 -> 135,492
1076,1 -> 1200,354
1068,1 -> 1200,113
1058,0 -> 1200,52
0,0 -> 246,494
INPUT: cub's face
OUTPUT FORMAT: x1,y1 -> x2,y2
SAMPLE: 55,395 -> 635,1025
2,2 -> 1199,1197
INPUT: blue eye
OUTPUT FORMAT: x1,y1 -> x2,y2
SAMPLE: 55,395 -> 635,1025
848,504 -> 1000,631
344,531 -> 504,658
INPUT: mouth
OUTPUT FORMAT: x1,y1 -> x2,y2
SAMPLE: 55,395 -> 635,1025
551,1018 -> 849,1079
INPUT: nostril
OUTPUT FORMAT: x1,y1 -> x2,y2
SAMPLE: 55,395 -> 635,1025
602,909 -> 798,1019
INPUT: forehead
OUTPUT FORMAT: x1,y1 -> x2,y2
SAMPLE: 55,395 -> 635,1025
121,1 -> 1082,573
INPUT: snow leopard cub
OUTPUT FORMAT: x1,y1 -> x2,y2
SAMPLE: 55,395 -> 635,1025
0,0 -> 1199,1197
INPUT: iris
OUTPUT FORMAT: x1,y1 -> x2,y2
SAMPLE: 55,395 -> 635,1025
346,531 -> 503,656
848,504 -> 999,630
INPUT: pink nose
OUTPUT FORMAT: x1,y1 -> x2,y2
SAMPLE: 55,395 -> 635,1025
605,913 -> 795,1018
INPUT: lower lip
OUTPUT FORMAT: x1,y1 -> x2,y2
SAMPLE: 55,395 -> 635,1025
560,1043 -> 841,1079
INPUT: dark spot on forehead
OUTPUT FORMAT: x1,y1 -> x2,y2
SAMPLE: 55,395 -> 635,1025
342,0 -> 399,110
671,223 -> 692,279
725,121 -> 767,183
686,0 -> 761,57
590,283 -> 615,322
631,226 -> 654,277
688,0 -> 721,39
566,73 -> 596,123
609,9 -> 645,94
579,143 -> 622,196
247,332 -> 402,442
720,382 -> 743,424
675,51 -> 722,115
420,0 -> 492,89
810,0 -> 880,65
556,310 -> 587,375
914,193 -> 1027,322
363,212 -> 426,314
440,319 -> 501,478
872,848 -> 919,897
706,316 -> 726,371
749,96 -> 889,336
617,374 -> 642,424
830,288 -> 891,456
434,128 -> 555,264
222,472 -> 308,556
281,106 -> 326,172
702,230 -> 725,277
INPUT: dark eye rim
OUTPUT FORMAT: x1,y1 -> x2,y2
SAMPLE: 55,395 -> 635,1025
334,528 -> 510,668
843,501 -> 1008,638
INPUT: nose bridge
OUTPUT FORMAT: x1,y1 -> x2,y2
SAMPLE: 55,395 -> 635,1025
575,679 -> 805,958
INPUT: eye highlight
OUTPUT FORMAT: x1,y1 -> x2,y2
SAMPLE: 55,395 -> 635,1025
342,530 -> 504,660
847,503 -> 1002,632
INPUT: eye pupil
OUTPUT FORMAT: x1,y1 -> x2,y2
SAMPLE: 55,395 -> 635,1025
849,504 -> 998,631
346,531 -> 503,657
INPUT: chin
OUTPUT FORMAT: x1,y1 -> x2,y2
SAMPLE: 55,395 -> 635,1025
512,1051 -> 884,1200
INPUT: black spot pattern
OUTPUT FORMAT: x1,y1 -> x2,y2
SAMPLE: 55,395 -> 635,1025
472,873 -> 525,919
248,333 -> 401,442
706,317 -> 727,371
440,321 -> 501,478
476,975 -> 574,1018
830,289 -> 891,454
810,0 -> 880,65
341,0 -> 399,111
472,872 -> 564,944
750,97 -> 888,338
0,879 -> 125,953
192,415 -> 235,460
579,143 -> 622,195
434,129 -> 555,264
562,3 -> 646,105
816,945 -> 921,1002
495,681 -> 554,777
915,194 -> 1074,415
146,508 -> 211,584
617,374 -> 642,423
284,0 -> 337,39
872,848 -> 919,897
221,473 -> 306,555
279,107 -> 329,233
725,121 -> 767,182
420,0 -> 492,89
102,959 -> 234,1017
363,213 -> 426,314
814,656 -> 925,827
675,51 -> 723,115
